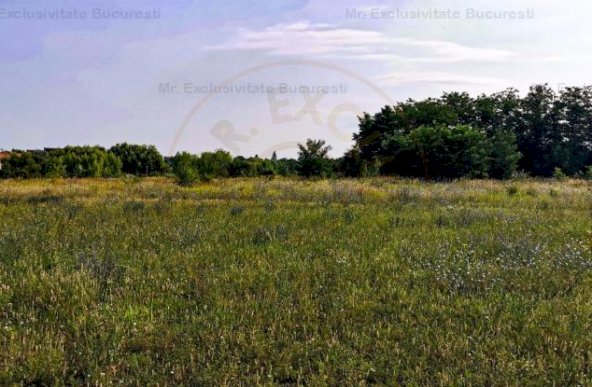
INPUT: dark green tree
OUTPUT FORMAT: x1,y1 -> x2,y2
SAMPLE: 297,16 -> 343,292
196,150 -> 232,180
109,143 -> 168,176
383,125 -> 490,179
171,152 -> 199,185
516,85 -> 558,176
296,139 -> 333,177
488,129 -> 521,179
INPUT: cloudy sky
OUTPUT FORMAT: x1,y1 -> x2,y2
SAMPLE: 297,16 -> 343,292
1,0 -> 591,157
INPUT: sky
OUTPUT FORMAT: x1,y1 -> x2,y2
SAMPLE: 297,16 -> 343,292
1,0 -> 591,157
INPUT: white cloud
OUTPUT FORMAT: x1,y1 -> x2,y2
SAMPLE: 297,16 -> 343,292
376,71 -> 509,86
207,21 -> 515,63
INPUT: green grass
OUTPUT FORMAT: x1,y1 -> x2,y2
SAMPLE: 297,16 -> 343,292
1,177 -> 592,385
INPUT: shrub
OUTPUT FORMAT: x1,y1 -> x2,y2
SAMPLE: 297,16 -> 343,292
382,125 -> 491,179
123,200 -> 145,213
296,139 -> 333,178
171,152 -> 199,185
489,129 -> 521,179
109,143 -> 168,176
553,167 -> 566,180
252,227 -> 274,245
230,206 -> 244,216
507,185 -> 519,196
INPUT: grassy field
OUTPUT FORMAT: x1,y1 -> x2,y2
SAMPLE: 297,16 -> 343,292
1,177 -> 591,385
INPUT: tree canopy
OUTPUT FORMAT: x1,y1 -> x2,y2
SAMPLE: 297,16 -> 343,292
2,84 -> 592,181
350,85 -> 592,179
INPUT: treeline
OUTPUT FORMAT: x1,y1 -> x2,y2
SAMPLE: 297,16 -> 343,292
169,151 -> 300,184
0,144 -> 301,181
2,84 -> 592,181
0,144 -> 167,178
345,84 -> 592,179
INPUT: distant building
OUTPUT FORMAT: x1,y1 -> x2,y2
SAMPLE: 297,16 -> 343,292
0,151 -> 11,170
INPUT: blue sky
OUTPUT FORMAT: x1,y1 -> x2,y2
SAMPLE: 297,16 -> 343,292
1,0 -> 591,157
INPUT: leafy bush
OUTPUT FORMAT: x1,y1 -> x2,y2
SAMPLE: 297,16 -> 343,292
296,139 -> 333,178
109,143 -> 168,176
507,185 -> 519,196
383,125 -> 491,179
171,152 -> 199,185
553,167 -> 567,180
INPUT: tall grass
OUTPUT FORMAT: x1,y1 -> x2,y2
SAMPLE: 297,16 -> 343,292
0,177 -> 591,385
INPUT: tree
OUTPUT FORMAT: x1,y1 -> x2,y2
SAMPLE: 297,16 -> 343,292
57,146 -> 122,178
353,98 -> 461,173
353,84 -> 592,178
229,156 -> 253,177
43,155 -> 66,178
0,152 -> 43,178
296,139 -> 333,177
275,158 -> 298,176
408,126 -> 448,180
103,152 -> 123,177
109,143 -> 168,176
196,150 -> 232,180
383,125 -> 490,180
171,152 -> 199,185
489,129 -> 521,179
516,85 -> 558,176
552,86 -> 592,174
442,92 -> 475,125
338,147 -> 364,177
444,125 -> 491,178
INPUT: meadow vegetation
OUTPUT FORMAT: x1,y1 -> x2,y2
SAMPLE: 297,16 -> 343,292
0,177 -> 591,385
